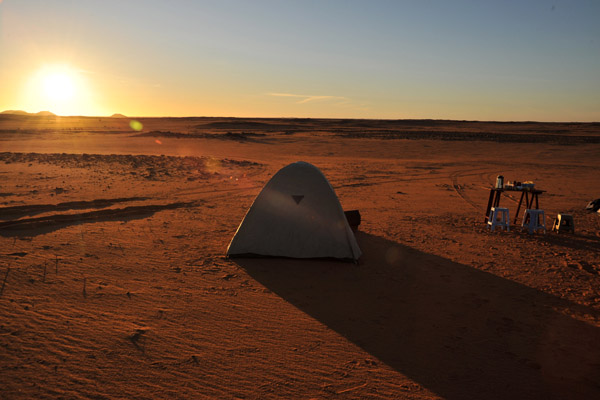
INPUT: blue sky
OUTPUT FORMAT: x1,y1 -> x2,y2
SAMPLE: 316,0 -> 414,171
1,0 -> 599,120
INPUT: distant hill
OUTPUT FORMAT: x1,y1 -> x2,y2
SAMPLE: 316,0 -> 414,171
110,113 -> 127,118
1,110 -> 30,115
36,111 -> 56,116
1,110 -> 56,117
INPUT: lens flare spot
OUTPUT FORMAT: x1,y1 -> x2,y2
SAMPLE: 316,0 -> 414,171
130,120 -> 143,131
155,139 -> 162,145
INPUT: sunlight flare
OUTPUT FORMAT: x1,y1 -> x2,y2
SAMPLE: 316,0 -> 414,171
23,64 -> 96,116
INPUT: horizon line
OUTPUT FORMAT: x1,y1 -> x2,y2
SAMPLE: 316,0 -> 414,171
1,110 -> 599,125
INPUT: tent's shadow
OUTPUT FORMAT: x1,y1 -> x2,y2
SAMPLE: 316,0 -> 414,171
235,232 -> 600,400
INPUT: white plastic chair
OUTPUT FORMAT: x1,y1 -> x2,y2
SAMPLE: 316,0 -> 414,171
487,207 -> 510,232
522,209 -> 546,234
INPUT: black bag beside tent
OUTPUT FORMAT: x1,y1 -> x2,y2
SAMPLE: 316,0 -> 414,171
344,210 -> 361,232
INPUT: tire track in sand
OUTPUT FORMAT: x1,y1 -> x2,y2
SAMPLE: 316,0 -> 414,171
450,168 -> 522,212
449,169 -> 490,212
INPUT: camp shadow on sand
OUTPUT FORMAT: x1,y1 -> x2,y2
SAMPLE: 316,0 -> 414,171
236,232 -> 600,400
0,202 -> 198,238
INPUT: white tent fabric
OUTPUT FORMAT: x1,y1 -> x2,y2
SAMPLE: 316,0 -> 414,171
226,161 -> 361,261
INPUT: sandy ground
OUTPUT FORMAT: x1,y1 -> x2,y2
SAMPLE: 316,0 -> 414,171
1,115 -> 599,399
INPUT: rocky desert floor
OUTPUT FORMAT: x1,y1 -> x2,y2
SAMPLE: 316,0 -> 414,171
1,115 -> 599,399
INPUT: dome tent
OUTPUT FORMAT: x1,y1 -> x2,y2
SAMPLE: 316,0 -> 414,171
226,161 -> 361,261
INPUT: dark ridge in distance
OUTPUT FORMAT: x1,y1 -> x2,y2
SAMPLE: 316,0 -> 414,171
136,130 -> 267,141
334,130 -> 600,144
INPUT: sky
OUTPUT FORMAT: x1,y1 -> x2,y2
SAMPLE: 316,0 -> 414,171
1,0 -> 599,121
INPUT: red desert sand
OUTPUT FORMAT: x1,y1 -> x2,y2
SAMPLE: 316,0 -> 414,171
1,114 -> 599,399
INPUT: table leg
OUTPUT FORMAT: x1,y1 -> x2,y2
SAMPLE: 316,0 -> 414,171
514,191 -> 525,225
494,192 -> 501,208
485,190 -> 495,223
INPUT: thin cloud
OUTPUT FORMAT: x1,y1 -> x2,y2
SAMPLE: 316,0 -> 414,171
297,95 -> 342,104
267,92 -> 370,113
268,92 -> 346,104
268,93 -> 303,98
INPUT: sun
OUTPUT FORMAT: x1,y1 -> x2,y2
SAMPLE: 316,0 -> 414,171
43,72 -> 76,101
22,64 -> 99,116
